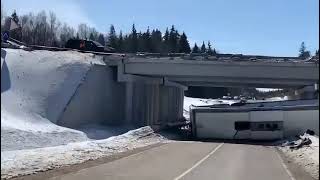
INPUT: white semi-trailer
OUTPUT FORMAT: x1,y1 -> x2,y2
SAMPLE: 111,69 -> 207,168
190,100 -> 319,140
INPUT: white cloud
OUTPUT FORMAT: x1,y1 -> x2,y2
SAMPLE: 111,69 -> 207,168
2,0 -> 98,30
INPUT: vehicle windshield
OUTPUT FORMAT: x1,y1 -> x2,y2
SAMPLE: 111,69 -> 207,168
91,40 -> 103,47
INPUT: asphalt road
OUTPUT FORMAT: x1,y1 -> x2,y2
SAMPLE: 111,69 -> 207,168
49,141 -> 313,180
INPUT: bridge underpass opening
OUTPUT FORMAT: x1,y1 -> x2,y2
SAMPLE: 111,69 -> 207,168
183,84 -> 319,101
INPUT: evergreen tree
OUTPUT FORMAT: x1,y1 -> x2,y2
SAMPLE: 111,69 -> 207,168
168,25 -> 179,53
207,41 -> 214,55
298,42 -> 311,59
315,49 -> 319,56
192,43 -> 199,53
88,28 -> 98,41
178,32 -> 191,53
97,33 -> 105,46
137,31 -> 144,52
200,41 -> 206,53
175,29 -> 180,52
89,33 -> 94,40
108,24 -> 118,50
212,48 -> 217,55
299,42 -> 306,56
151,29 -> 162,53
130,23 -> 138,53
123,34 -> 130,52
118,31 -> 124,52
137,30 -> 143,52
143,27 -> 152,52
163,27 -> 170,53
137,28 -> 151,52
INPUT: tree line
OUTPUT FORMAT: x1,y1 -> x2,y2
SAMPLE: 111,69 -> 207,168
106,24 -> 216,54
1,10 -> 217,54
1,9 -> 318,57
298,42 -> 319,59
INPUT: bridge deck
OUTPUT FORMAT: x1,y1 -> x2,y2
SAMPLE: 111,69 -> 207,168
116,58 -> 319,88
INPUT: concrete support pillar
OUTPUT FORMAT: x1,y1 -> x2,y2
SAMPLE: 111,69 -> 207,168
314,83 -> 319,99
128,82 -> 184,129
301,85 -> 317,99
291,85 -> 318,100
125,82 -> 133,124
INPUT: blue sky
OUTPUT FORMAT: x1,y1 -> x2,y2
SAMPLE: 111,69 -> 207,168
3,0 -> 319,56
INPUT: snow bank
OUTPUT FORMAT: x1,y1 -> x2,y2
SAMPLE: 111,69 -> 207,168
278,135 -> 319,179
266,96 -> 288,101
1,49 -> 105,128
75,124 -> 136,140
1,126 -> 167,179
1,48 -> 107,150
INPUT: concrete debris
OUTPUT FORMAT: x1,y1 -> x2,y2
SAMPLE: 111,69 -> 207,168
281,130 -> 315,149
278,130 -> 319,179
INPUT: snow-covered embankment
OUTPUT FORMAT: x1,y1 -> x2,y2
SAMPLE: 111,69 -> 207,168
1,49 -> 101,150
1,48 -> 167,179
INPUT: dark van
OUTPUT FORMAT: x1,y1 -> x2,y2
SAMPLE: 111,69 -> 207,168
65,39 -> 115,53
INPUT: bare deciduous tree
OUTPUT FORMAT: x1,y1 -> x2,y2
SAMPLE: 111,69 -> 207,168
77,23 -> 89,40
59,23 -> 75,47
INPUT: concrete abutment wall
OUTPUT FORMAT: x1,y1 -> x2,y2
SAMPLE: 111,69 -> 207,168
57,65 -> 126,128
58,65 -> 184,129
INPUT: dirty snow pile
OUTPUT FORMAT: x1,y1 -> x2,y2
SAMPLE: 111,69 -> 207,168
1,126 -> 167,179
278,133 -> 319,179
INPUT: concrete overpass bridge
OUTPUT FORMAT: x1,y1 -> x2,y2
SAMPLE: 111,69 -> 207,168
107,55 -> 319,89
103,54 -> 318,129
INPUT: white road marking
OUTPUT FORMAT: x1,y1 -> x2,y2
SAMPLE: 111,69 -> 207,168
275,149 -> 296,180
173,143 -> 224,180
